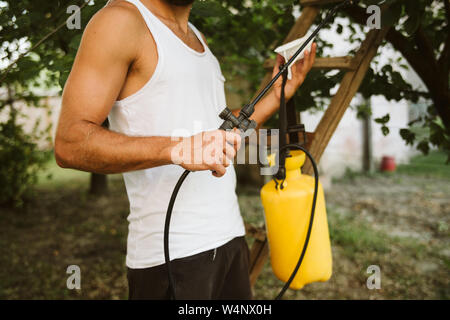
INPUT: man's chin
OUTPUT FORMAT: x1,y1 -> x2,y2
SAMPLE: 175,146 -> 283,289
163,0 -> 195,6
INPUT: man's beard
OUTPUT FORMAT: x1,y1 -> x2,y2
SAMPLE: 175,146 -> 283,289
163,0 -> 195,6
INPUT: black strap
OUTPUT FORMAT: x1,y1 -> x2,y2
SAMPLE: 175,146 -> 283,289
275,65 -> 302,183
279,69 -> 288,159
287,98 -> 299,144
280,67 -> 299,146
279,66 -> 301,151
276,68 -> 288,181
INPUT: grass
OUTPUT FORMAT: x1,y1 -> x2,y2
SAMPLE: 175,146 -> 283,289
397,151 -> 450,179
36,155 -> 90,190
327,210 -> 390,256
246,204 -> 449,300
336,151 -> 450,183
0,176 -> 129,300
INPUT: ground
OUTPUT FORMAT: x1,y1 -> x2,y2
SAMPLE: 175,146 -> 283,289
0,152 -> 448,299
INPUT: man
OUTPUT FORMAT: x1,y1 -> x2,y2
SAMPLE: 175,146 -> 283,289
55,0 -> 316,299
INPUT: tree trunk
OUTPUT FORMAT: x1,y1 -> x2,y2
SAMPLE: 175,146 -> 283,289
89,173 -> 108,196
89,119 -> 109,196
432,90 -> 450,135
362,99 -> 373,173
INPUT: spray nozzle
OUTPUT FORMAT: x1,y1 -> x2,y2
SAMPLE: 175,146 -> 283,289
219,104 -> 257,133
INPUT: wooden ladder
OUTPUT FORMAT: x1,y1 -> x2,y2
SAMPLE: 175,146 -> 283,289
246,0 -> 390,287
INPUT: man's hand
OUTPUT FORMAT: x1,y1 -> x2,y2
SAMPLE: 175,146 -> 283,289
169,130 -> 242,178
272,42 -> 317,101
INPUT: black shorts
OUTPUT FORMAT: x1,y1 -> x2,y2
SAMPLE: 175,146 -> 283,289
127,236 -> 252,300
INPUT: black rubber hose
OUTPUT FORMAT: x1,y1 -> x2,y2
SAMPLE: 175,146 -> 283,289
164,144 -> 319,300
164,169 -> 190,300
274,144 -> 319,300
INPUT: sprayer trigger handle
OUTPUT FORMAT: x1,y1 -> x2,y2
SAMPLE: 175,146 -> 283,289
240,120 -> 257,137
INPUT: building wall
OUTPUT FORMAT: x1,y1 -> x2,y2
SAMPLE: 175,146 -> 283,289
0,95 -> 62,150
301,95 -> 416,186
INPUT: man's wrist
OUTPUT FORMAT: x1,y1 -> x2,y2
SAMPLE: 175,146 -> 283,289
267,89 -> 282,113
161,138 -> 179,165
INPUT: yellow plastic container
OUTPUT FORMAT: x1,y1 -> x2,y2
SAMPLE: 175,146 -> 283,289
260,150 -> 332,289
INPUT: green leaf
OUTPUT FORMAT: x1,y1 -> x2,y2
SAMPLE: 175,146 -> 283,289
417,140 -> 430,155
375,114 -> 390,124
399,128 -> 416,145
58,70 -> 70,90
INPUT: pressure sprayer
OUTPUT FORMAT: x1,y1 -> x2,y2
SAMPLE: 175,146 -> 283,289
164,0 -> 356,300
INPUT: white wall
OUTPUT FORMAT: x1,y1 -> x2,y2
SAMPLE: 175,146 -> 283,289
0,95 -> 62,149
301,95 -> 416,183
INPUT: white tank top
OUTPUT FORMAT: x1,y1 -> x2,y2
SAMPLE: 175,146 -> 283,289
108,0 -> 245,269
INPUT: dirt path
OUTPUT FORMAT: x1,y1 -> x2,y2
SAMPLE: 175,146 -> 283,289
326,174 -> 450,245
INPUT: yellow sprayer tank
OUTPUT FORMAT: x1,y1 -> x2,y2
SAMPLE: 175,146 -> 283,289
260,150 -> 332,290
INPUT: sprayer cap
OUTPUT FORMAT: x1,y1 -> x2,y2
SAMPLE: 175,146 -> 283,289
267,150 -> 306,170
285,150 -> 306,171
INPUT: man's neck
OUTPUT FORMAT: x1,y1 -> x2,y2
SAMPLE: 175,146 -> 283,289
143,0 -> 192,33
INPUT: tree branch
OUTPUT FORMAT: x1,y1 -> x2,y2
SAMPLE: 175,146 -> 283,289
344,4 -> 438,97
414,27 -> 438,73
400,89 -> 431,99
385,28 -> 445,103
445,0 -> 450,23
438,0 -> 450,81
343,4 -> 367,25
0,0 -> 90,83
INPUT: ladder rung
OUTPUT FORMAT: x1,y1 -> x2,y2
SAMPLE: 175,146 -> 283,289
264,56 -> 357,71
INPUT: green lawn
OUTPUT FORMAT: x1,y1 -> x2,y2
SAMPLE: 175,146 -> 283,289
397,151 -> 450,179
37,155 -> 90,189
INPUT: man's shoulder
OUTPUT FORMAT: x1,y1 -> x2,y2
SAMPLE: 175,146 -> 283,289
80,0 -> 151,60
88,0 -> 146,36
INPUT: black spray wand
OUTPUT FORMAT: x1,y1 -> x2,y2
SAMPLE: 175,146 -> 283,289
219,0 -> 356,132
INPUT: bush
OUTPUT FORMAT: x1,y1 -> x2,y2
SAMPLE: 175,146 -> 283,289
0,116 -> 49,207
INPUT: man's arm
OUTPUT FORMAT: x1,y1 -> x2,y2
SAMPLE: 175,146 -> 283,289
55,5 -> 167,174
233,44 -> 317,129
55,5 -> 239,176
200,30 -> 315,130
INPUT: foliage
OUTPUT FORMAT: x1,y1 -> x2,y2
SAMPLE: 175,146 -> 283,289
191,0 -> 449,161
0,106 -> 51,207
0,0 -> 79,205
190,0 -> 344,114
0,0 -> 449,196
352,0 -> 450,161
